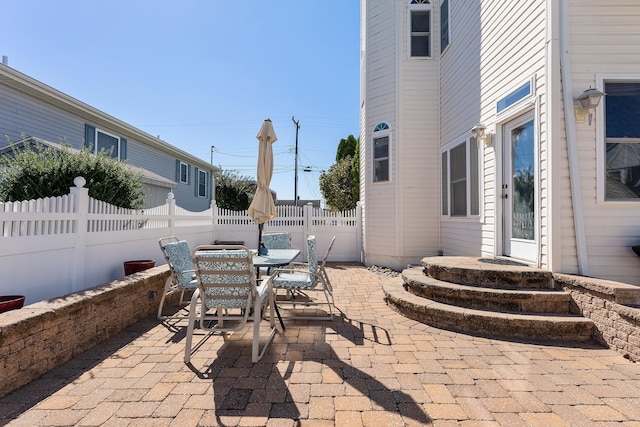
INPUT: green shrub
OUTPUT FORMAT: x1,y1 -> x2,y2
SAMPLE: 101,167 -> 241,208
0,142 -> 145,209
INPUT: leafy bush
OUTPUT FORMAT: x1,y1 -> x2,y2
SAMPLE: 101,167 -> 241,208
214,169 -> 253,211
0,142 -> 145,209
319,155 -> 359,211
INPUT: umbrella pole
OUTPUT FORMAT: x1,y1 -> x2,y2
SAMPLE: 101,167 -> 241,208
258,223 -> 264,250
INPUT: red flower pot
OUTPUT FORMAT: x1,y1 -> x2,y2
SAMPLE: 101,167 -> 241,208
0,295 -> 25,313
124,260 -> 155,275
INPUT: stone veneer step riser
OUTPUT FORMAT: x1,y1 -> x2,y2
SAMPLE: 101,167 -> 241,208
383,281 -> 594,343
422,257 -> 555,289
384,257 -> 596,343
402,268 -> 573,314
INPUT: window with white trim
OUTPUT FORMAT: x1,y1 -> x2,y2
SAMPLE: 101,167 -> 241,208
603,81 -> 640,200
441,137 -> 480,217
373,122 -> 390,182
197,169 -> 207,197
179,162 -> 189,184
410,0 -> 431,58
84,124 -> 127,160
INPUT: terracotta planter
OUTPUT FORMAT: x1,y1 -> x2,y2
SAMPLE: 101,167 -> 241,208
0,295 -> 25,313
124,260 -> 155,275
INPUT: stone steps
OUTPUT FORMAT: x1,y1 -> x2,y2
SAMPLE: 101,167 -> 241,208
403,268 -> 572,314
423,256 -> 554,289
382,257 -> 595,343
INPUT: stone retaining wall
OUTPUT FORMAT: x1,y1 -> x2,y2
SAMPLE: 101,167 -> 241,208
0,266 -> 171,398
554,273 -> 640,362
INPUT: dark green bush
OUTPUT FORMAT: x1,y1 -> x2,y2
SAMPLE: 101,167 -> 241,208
0,142 -> 144,209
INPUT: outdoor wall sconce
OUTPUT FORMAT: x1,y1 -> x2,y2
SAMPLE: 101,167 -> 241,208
575,87 -> 605,126
471,123 -> 492,146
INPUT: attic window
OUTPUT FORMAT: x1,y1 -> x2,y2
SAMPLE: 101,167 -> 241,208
374,122 -> 389,132
411,0 -> 430,3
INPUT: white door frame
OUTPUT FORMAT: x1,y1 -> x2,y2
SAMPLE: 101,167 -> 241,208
495,106 -> 540,265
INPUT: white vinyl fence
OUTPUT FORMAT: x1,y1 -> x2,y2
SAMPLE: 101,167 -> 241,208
0,177 -> 362,304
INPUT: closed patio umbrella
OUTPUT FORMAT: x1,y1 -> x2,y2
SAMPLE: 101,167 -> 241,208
248,119 -> 278,250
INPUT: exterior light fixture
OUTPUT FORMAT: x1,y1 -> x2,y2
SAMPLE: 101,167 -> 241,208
471,123 -> 491,146
576,87 -> 605,126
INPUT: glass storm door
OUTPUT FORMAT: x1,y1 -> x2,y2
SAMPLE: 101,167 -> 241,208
502,112 -> 537,262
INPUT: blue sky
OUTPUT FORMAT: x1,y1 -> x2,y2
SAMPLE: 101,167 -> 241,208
0,1 -> 360,203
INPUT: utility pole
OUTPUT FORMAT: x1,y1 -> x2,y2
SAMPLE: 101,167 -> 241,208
292,116 -> 300,206
210,145 -> 215,202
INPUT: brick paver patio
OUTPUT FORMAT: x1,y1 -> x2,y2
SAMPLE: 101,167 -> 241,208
1,263 -> 640,426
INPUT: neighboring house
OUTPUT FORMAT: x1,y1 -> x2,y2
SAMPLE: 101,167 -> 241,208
0,137 -> 177,208
360,0 -> 640,285
0,63 -> 216,210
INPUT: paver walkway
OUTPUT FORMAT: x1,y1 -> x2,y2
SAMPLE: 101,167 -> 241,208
1,263 -> 640,426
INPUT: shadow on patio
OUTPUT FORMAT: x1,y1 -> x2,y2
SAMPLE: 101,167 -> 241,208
176,310 -> 431,425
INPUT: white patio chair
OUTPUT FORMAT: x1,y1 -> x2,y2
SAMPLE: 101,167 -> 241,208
184,245 -> 278,364
157,237 -> 198,320
270,235 -> 333,320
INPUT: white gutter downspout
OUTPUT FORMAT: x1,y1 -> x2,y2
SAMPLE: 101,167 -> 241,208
559,0 -> 589,275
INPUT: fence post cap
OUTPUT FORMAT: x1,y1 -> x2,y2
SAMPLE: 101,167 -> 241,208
73,176 -> 86,187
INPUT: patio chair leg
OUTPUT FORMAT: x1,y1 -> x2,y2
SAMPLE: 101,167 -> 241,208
184,290 -> 200,364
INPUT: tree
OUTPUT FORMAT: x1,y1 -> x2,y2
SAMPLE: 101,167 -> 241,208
319,155 -> 358,211
351,137 -> 360,199
0,141 -> 144,209
336,134 -> 358,162
319,134 -> 360,211
214,169 -> 253,211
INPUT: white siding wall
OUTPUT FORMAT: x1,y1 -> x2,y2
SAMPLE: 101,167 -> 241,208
362,0 -> 441,270
399,1 -> 441,263
569,1 -> 640,284
362,0 -> 399,268
439,0 -> 548,263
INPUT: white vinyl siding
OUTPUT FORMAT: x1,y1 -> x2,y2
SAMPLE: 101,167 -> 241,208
572,1 -> 640,284
362,0 -> 399,267
400,0 -> 441,260
439,0 -> 546,259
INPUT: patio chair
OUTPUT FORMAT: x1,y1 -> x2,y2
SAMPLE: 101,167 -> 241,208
260,231 -> 292,275
318,235 -> 336,304
184,245 -> 278,364
157,237 -> 198,320
271,235 -> 333,320
262,232 -> 291,249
